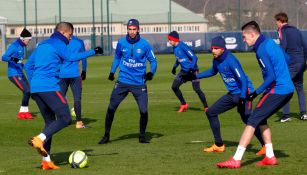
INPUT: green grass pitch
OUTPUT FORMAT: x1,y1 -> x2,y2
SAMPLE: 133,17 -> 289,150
0,53 -> 306,174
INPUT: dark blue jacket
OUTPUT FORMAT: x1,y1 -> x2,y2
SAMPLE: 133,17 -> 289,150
196,50 -> 253,98
279,24 -> 307,65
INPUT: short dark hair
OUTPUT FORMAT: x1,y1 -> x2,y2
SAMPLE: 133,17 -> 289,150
274,12 -> 288,23
55,22 -> 74,32
241,21 -> 261,34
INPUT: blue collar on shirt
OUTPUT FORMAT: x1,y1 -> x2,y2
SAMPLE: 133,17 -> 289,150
216,49 -> 229,62
50,31 -> 70,45
253,34 -> 265,52
126,33 -> 140,44
17,38 -> 26,47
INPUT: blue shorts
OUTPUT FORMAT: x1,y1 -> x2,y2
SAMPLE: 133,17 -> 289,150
247,93 -> 293,127
59,77 -> 82,101
32,91 -> 71,125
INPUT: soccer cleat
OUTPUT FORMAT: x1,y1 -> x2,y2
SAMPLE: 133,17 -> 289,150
24,112 -> 34,119
178,103 -> 188,112
41,160 -> 60,170
98,136 -> 110,144
256,156 -> 278,166
76,121 -> 88,129
203,144 -> 225,152
280,117 -> 291,123
256,146 -> 266,156
139,136 -> 150,144
216,157 -> 241,168
300,114 -> 307,120
17,112 -> 26,119
28,136 -> 48,157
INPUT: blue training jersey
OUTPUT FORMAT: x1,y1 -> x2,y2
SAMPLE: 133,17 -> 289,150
110,37 -> 157,85
253,34 -> 294,94
59,35 -> 87,78
1,39 -> 26,77
24,31 -> 95,93
197,50 -> 253,98
172,41 -> 198,72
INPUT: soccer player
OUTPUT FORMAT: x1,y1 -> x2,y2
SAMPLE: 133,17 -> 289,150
25,22 -> 103,170
216,21 -> 294,168
59,35 -> 89,129
183,36 -> 264,154
168,31 -> 208,112
274,12 -> 307,122
98,19 -> 157,144
1,28 -> 33,119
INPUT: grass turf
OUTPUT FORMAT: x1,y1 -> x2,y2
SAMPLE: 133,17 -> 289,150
0,52 -> 306,174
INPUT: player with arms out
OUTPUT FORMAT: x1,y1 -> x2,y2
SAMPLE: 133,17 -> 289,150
25,22 -> 103,170
183,36 -> 264,154
98,19 -> 157,144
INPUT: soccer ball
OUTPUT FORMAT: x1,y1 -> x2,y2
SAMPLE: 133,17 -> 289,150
70,107 -> 76,118
69,150 -> 88,168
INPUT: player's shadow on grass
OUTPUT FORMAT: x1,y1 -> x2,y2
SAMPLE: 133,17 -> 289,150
49,149 -> 118,167
241,149 -> 289,166
111,132 -> 163,143
29,111 -> 41,118
275,111 -> 300,121
78,117 -> 97,125
172,106 -> 203,112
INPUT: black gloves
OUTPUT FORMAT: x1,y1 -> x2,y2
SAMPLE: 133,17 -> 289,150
171,67 -> 176,75
81,71 -> 86,80
237,97 -> 246,114
145,72 -> 154,82
94,47 -> 103,54
246,91 -> 258,101
108,73 -> 115,81
11,57 -> 19,63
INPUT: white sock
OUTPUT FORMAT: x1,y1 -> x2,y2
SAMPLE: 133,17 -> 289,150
20,106 -> 29,112
233,145 -> 246,160
265,143 -> 275,158
43,155 -> 51,162
38,133 -> 46,142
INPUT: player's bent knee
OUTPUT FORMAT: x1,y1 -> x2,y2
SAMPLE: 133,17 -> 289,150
140,111 -> 148,118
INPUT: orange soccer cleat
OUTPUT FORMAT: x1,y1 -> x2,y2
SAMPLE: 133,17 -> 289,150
76,121 -> 88,129
178,103 -> 188,112
41,160 -> 60,170
203,144 -> 225,152
28,136 -> 47,157
256,146 -> 266,156
216,157 -> 241,168
256,156 -> 278,166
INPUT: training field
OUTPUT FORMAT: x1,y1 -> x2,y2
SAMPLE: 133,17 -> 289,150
0,53 -> 306,174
